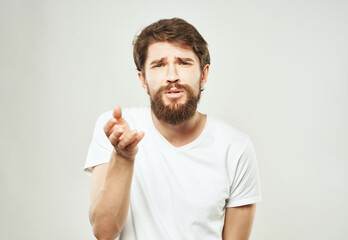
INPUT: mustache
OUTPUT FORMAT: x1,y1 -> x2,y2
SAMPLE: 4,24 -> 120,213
158,83 -> 190,92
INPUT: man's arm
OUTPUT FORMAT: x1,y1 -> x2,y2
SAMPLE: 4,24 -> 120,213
89,106 -> 144,240
89,152 -> 135,240
222,204 -> 257,240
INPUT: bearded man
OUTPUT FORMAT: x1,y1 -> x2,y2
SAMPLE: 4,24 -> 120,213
85,18 -> 262,240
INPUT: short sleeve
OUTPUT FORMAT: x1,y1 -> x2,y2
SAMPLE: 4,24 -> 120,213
84,111 -> 114,176
226,138 -> 262,207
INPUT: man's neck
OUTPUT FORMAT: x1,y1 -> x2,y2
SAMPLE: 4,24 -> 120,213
150,110 -> 207,147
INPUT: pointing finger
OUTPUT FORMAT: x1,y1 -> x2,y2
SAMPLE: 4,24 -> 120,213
113,105 -> 122,119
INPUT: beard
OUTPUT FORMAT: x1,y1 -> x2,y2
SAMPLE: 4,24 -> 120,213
149,82 -> 201,125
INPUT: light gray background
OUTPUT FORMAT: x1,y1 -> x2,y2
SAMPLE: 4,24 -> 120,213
1,0 -> 347,239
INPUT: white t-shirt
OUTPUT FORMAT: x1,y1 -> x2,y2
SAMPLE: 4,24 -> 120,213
85,107 -> 262,240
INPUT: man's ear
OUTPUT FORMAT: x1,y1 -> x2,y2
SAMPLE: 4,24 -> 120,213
200,64 -> 210,88
138,71 -> 148,92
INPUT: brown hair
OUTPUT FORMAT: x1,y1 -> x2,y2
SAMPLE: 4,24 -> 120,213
132,17 -> 210,76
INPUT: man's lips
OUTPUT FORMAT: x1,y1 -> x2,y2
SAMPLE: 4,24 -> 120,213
164,88 -> 184,94
164,88 -> 184,99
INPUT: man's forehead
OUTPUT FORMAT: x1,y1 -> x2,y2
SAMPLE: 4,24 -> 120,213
146,41 -> 198,63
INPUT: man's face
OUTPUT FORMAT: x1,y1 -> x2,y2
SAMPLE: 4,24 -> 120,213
138,41 -> 209,125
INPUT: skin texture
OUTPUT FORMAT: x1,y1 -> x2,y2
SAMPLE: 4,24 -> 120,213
89,41 -> 257,239
139,41 -> 207,105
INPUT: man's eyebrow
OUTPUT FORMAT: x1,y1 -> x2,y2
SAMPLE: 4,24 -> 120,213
149,57 -> 194,65
176,57 -> 194,62
149,57 -> 166,65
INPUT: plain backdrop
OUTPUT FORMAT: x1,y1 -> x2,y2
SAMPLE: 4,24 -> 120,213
1,0 -> 347,239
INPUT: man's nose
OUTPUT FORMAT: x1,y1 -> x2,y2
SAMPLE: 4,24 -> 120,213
166,64 -> 179,83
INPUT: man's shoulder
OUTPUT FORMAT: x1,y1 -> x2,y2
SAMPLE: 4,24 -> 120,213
208,116 -> 250,146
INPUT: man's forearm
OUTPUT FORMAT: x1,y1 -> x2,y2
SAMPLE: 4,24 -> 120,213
89,151 -> 135,240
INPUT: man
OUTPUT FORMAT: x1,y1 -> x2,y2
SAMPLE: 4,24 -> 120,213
85,18 -> 261,240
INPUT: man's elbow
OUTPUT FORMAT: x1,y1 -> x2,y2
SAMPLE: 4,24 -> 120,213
92,222 -> 120,240
90,209 -> 120,240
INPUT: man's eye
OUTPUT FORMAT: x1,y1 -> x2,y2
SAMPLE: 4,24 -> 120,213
180,62 -> 189,65
154,64 -> 163,68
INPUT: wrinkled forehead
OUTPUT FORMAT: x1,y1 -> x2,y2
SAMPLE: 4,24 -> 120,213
145,41 -> 199,65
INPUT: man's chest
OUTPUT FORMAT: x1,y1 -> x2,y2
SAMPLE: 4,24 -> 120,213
132,143 -> 230,224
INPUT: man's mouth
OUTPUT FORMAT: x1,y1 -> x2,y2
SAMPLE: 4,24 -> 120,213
164,88 -> 184,98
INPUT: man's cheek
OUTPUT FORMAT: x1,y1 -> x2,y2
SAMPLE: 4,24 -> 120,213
144,82 -> 153,95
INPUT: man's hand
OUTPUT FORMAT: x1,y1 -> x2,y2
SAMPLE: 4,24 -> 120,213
104,105 -> 145,160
